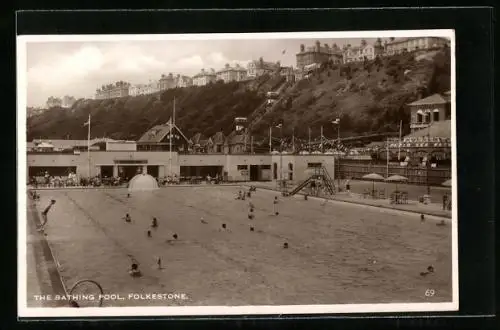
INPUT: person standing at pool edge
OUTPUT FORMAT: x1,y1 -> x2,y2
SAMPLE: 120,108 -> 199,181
38,199 -> 56,232
442,194 -> 448,210
273,196 -> 279,215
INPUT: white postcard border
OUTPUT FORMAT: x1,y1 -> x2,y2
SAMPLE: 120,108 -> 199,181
17,29 -> 458,318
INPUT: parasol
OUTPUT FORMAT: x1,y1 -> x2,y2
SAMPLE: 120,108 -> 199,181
362,173 -> 385,196
441,179 -> 452,187
385,174 -> 409,192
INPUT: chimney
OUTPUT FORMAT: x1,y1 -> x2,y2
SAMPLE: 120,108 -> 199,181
316,40 -> 321,52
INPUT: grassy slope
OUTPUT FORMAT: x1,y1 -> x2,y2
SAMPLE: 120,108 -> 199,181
27,49 -> 450,142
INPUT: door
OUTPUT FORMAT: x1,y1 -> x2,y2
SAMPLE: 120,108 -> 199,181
147,166 -> 159,178
250,165 -> 259,181
119,166 -> 141,181
100,166 -> 113,178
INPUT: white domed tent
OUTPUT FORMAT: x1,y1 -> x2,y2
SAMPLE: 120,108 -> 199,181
128,173 -> 159,192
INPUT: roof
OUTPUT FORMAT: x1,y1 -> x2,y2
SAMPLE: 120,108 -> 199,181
442,90 -> 451,102
217,65 -> 247,74
405,120 -> 452,139
137,123 -> 182,143
226,131 -> 247,145
387,36 -> 449,45
365,141 -> 385,148
304,63 -> 320,71
193,71 -> 216,78
211,131 -> 226,144
32,139 -> 89,150
199,139 -> 212,146
407,93 -> 449,106
250,60 -> 279,71
190,133 -> 207,145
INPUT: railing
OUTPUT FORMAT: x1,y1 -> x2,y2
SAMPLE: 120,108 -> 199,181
410,122 -> 431,129
338,163 -> 451,186
320,166 -> 336,194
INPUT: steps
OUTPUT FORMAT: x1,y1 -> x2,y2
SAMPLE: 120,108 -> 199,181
288,166 -> 336,197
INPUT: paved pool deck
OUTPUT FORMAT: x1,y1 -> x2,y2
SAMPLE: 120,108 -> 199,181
246,182 -> 452,219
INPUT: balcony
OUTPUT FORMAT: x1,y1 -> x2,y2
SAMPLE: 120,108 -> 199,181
410,122 -> 431,130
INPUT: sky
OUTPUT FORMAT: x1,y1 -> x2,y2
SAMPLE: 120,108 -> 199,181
26,37 -> 380,107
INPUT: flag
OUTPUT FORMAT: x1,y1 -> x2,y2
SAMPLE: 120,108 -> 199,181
275,123 -> 282,129
332,118 -> 340,124
282,49 -> 286,54
83,114 -> 91,127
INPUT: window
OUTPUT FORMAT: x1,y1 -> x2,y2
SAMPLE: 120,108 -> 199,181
260,165 -> 271,169
417,112 -> 423,123
273,163 -> 278,179
423,111 -> 431,123
307,162 -> 322,168
237,165 -> 247,170
433,110 -> 440,122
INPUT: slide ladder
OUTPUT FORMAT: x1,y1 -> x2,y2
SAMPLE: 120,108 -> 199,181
287,167 -> 336,197
320,166 -> 336,195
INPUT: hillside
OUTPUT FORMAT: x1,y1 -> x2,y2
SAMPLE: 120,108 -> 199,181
27,47 -> 450,143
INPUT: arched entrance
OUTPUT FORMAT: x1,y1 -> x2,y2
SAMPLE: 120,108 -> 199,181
273,162 -> 278,180
288,163 -> 293,180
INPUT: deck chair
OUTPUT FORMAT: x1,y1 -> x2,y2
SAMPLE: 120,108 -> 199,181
378,189 -> 386,199
401,192 -> 408,204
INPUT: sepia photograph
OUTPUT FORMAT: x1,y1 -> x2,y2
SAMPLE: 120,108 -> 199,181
17,30 -> 457,317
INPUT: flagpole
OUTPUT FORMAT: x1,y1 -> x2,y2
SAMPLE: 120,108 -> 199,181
398,120 -> 402,161
244,128 -> 247,152
386,137 -> 389,178
308,127 -> 311,152
87,114 -> 91,180
169,97 -> 175,176
320,126 -> 324,153
280,125 -> 283,182
292,127 -> 295,153
269,126 -> 272,153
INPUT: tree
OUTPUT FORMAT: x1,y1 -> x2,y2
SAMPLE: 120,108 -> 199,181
390,37 -> 395,42
361,39 -> 367,47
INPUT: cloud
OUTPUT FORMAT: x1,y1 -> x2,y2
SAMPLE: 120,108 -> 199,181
204,52 -> 249,69
28,46 -> 104,87
26,38 -> 323,106
174,55 -> 205,70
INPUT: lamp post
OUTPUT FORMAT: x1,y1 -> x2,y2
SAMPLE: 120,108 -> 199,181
426,157 -> 431,195
280,124 -> 283,183
332,118 -> 340,189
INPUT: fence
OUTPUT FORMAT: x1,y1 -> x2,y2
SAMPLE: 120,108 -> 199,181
338,162 -> 451,186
